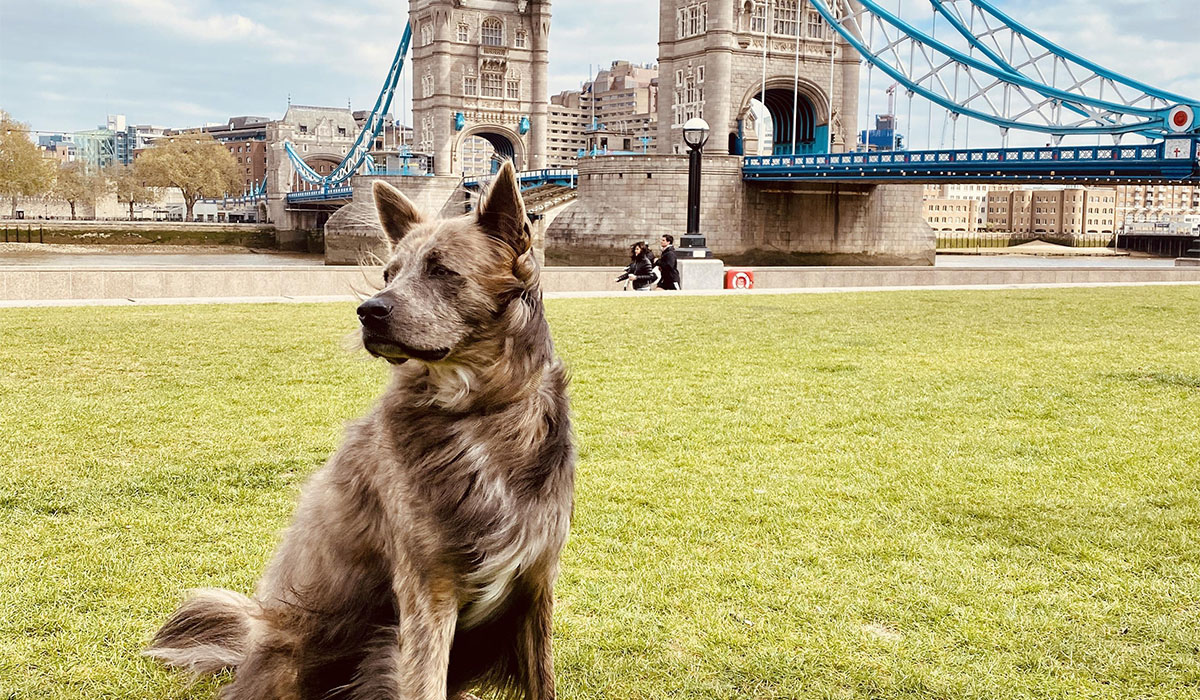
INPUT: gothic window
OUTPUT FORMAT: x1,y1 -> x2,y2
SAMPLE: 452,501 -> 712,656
457,23 -> 469,42
463,75 -> 478,96
678,2 -> 707,38
689,3 -> 706,36
750,1 -> 767,33
807,10 -> 825,39
419,116 -> 434,153
774,0 -> 799,36
481,18 -> 503,46
481,71 -> 504,98
422,74 -> 434,98
515,30 -> 527,48
507,78 -> 521,99
672,63 -> 705,125
420,22 -> 434,46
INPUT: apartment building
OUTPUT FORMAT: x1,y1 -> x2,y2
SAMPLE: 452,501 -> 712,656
547,102 -> 588,168
923,198 -> 977,232
922,184 -> 998,231
985,186 -> 1117,235
1117,184 -> 1200,223
548,60 -> 659,165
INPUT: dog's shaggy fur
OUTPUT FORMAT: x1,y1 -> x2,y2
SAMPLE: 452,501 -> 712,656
147,162 -> 575,700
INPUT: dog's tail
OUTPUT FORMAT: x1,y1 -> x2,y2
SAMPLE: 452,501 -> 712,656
145,588 -> 259,675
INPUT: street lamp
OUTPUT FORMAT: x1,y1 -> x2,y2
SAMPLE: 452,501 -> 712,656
680,117 -> 711,257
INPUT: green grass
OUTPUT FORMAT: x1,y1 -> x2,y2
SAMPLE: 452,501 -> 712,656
2,287 -> 1199,699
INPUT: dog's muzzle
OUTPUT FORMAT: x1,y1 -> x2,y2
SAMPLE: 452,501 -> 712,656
357,298 -> 450,364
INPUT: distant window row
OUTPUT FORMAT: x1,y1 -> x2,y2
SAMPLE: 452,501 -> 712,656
419,18 -> 526,48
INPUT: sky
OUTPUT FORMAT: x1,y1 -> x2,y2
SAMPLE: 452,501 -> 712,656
1,0 -> 1197,149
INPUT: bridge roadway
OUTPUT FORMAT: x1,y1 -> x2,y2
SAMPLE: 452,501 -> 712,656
743,139 -> 1200,184
283,138 -> 1199,209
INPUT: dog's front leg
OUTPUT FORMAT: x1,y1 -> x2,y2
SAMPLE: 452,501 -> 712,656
391,574 -> 458,700
517,582 -> 557,700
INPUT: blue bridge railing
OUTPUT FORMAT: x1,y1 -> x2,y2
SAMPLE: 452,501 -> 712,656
464,168 -> 578,191
743,139 -> 1198,183
285,187 -> 354,204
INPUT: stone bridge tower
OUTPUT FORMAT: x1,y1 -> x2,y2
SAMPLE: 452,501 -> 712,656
409,0 -> 550,175
657,0 -> 860,156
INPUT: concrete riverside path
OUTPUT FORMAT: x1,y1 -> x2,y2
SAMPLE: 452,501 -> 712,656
2,262 -> 1200,308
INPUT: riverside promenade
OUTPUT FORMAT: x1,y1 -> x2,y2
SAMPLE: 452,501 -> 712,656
3,258 -> 1199,307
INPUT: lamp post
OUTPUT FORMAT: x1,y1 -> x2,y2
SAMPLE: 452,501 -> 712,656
680,117 -> 711,258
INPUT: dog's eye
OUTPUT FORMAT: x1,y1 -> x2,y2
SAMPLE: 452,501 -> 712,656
428,262 -> 457,278
382,268 -> 393,284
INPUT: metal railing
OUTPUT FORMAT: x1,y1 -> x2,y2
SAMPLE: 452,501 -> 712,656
743,139 -> 1198,182
464,168 -> 579,191
285,187 -> 354,204
934,232 -> 1115,249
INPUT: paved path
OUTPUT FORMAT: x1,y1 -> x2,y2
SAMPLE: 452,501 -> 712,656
3,280 -> 1198,309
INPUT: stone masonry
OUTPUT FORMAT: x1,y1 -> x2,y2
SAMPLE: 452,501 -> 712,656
323,174 -> 466,265
658,0 -> 860,156
410,0 -> 550,175
266,105 -> 361,231
545,154 -> 934,265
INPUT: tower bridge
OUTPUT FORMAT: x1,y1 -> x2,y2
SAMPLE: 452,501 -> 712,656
261,0 -> 1197,265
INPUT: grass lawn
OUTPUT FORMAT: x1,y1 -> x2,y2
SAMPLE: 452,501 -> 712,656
2,287 -> 1199,699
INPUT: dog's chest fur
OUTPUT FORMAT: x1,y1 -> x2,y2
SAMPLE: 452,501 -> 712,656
375,364 -> 574,629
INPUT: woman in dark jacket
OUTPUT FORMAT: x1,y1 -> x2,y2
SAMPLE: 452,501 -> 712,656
615,241 -> 657,290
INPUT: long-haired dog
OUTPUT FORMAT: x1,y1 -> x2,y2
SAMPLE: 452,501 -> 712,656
147,161 -> 575,700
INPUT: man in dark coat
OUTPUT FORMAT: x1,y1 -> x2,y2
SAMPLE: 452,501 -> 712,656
655,234 -> 681,290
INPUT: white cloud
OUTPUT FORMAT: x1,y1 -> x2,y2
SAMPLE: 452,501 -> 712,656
4,0 -> 1196,142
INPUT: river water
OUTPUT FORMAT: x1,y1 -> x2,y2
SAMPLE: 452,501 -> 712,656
935,254 -> 1178,268
0,245 -> 324,267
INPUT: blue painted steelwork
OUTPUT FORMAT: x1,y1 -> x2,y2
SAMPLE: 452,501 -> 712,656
368,146 -> 429,177
929,0 -> 1196,136
285,186 -> 354,204
809,0 -> 1194,138
202,178 -> 268,206
756,88 -> 827,155
743,138 -> 1199,184
284,22 -> 412,188
463,168 -> 578,191
949,0 -> 1196,107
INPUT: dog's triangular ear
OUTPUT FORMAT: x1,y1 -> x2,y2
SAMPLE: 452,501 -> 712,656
476,160 -> 529,255
373,180 -> 423,245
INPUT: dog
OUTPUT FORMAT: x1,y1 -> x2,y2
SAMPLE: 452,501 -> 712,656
147,161 -> 576,700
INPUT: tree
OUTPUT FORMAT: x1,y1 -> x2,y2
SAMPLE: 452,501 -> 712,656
109,162 -> 156,221
136,133 -> 240,221
0,111 -> 57,217
52,162 -> 109,220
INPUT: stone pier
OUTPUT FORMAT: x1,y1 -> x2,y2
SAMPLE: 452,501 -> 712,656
322,174 -> 465,265
545,155 -> 934,266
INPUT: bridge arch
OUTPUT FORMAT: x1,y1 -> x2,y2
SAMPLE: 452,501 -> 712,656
736,77 -> 830,156
292,153 -> 343,192
455,124 -> 527,174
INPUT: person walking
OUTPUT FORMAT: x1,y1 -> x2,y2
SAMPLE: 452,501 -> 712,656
615,241 -> 657,291
654,234 -> 681,290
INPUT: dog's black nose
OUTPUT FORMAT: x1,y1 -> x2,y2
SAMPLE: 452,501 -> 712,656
357,298 -> 393,325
